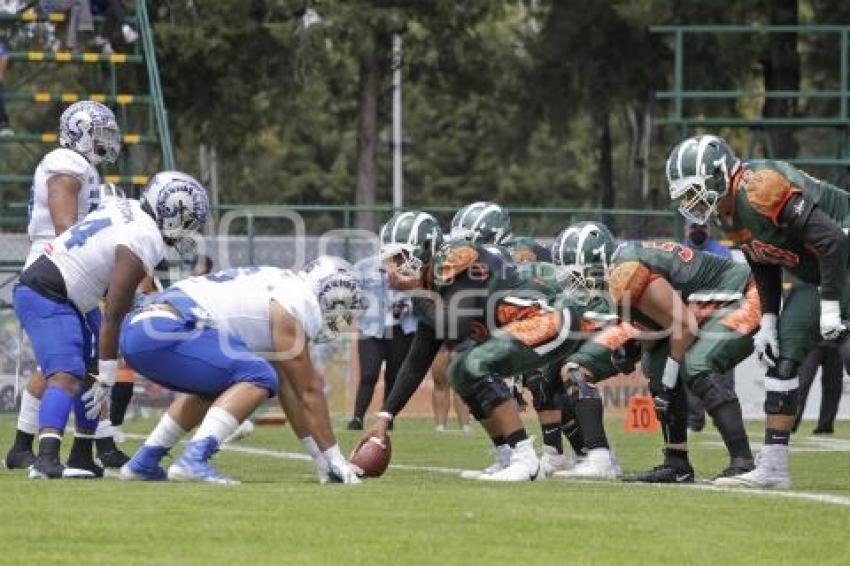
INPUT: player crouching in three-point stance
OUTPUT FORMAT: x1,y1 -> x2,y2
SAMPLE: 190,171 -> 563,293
14,171 -> 209,479
120,258 -> 366,485
667,135 -> 850,489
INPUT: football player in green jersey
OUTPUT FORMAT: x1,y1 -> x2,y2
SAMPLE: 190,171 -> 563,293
667,134 -> 850,489
557,222 -> 758,482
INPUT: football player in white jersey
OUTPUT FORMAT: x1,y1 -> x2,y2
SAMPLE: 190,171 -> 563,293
13,171 -> 209,479
120,257 -> 366,485
5,100 -> 125,472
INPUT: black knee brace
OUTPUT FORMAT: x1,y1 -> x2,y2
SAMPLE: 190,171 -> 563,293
688,372 -> 738,412
459,376 -> 514,421
764,359 -> 800,416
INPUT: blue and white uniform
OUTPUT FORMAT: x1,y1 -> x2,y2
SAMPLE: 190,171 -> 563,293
26,148 -> 101,268
14,199 -> 165,380
120,266 -> 323,399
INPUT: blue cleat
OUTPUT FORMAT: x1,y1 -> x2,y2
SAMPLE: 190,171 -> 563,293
167,437 -> 239,485
120,445 -> 168,481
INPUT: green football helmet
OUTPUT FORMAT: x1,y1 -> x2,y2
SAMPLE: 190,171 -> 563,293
551,221 -> 617,301
379,211 -> 443,277
449,201 -> 512,245
666,134 -> 741,225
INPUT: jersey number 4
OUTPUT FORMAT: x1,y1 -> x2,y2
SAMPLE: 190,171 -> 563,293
65,218 -> 112,249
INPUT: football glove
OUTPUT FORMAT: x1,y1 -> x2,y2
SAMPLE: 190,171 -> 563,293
753,314 -> 779,368
82,359 -> 118,420
820,300 -> 846,341
324,444 -> 361,485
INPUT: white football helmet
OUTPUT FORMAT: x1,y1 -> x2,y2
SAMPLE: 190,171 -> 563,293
59,101 -> 121,165
140,171 -> 210,256
300,256 -> 368,343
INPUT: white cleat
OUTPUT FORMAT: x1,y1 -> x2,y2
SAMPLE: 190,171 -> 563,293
713,445 -> 791,490
479,439 -> 540,482
540,445 -> 575,478
553,448 -> 620,481
460,444 -> 511,479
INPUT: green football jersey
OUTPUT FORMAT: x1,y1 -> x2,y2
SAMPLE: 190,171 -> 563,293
719,159 -> 850,285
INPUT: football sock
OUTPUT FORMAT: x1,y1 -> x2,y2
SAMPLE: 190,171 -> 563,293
68,436 -> 94,463
17,389 -> 40,435
145,413 -> 186,449
562,417 -> 586,456
662,447 -> 690,469
541,422 -> 564,454
192,407 -> 239,444
39,385 -> 73,433
765,428 -> 790,446
110,382 -> 133,426
574,398 -> 608,450
504,429 -> 528,448
12,429 -> 34,451
710,400 -> 753,460
38,433 -> 62,457
300,436 -> 322,459
72,394 -> 98,435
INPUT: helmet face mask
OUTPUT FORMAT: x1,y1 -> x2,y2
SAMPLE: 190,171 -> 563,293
552,222 -> 616,304
300,256 -> 367,343
379,211 -> 442,286
669,175 -> 720,225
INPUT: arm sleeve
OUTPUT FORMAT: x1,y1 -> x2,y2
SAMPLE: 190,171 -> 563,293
381,323 -> 443,416
780,195 -> 849,301
745,256 -> 783,315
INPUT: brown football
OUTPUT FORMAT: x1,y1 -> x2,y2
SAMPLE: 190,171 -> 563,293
349,435 -> 391,478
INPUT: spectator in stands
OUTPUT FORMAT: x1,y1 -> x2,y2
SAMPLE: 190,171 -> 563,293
682,221 -> 735,432
90,0 -> 138,55
793,342 -> 844,435
0,40 -> 12,135
39,0 -> 95,51
347,254 -> 416,430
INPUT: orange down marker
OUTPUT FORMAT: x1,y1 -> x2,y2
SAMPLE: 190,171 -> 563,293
624,395 -> 660,433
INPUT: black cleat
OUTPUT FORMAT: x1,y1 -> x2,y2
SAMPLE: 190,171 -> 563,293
96,447 -> 130,469
4,446 -> 36,470
812,426 -> 834,435
64,453 -> 104,479
712,457 -> 755,480
29,453 -> 65,479
622,463 -> 695,484
346,417 -> 363,431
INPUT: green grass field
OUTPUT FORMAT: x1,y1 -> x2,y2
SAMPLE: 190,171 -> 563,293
2,414 -> 850,565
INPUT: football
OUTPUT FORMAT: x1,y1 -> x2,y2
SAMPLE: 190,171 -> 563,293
349,435 -> 392,477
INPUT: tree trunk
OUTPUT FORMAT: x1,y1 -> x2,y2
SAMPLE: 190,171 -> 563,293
355,44 -> 379,232
760,0 -> 800,159
595,106 -> 615,211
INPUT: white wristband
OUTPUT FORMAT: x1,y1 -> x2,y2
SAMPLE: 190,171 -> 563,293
661,357 -> 680,389
97,359 -> 119,386
821,300 -> 841,318
300,436 -> 321,459
377,411 -> 394,423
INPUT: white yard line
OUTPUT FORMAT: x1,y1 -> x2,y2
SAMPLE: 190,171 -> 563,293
123,434 -> 850,507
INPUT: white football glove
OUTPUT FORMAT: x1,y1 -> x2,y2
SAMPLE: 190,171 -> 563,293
82,359 -> 117,420
820,300 -> 846,341
753,314 -> 780,368
323,444 -> 361,485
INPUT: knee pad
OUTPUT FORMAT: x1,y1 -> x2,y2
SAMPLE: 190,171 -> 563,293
459,376 -> 513,421
688,373 -> 738,412
764,359 -> 800,416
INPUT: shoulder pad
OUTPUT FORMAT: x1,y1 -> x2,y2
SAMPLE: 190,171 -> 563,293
608,260 -> 651,305
739,167 -> 800,225
436,242 -> 480,282
41,148 -> 91,181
